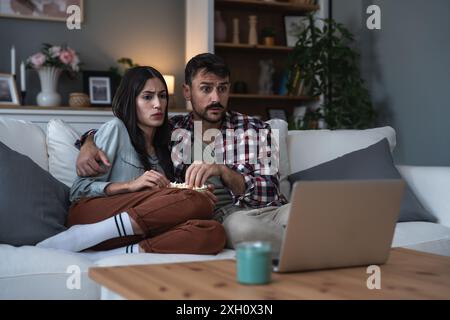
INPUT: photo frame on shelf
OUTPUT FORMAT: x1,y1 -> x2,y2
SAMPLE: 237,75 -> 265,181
284,15 -> 310,47
83,71 -> 118,106
0,0 -> 84,22
267,108 -> 288,121
0,73 -> 20,106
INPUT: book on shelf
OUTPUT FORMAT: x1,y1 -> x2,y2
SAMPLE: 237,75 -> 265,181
289,68 -> 305,96
277,72 -> 289,96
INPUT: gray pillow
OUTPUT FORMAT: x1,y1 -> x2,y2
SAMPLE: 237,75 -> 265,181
288,138 -> 437,223
0,141 -> 69,246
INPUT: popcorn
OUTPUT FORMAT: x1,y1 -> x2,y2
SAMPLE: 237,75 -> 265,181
169,182 -> 208,192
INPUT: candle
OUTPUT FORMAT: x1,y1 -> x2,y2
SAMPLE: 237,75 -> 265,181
236,241 -> 272,285
20,61 -> 26,91
11,46 -> 16,76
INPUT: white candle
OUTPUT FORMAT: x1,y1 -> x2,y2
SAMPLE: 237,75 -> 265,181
11,46 -> 16,76
20,61 -> 26,91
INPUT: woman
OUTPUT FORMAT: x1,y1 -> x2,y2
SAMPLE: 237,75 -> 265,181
38,66 -> 226,255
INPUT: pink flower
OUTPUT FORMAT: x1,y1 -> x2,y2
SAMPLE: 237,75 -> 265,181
30,52 -> 46,68
59,49 -> 76,65
28,44 -> 80,73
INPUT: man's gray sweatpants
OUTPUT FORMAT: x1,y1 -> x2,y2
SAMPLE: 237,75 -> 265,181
215,204 -> 291,257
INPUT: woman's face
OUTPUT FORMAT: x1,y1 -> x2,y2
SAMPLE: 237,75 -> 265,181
136,77 -> 167,131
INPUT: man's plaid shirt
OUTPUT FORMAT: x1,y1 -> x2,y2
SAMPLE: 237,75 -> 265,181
76,111 -> 287,209
169,111 -> 287,208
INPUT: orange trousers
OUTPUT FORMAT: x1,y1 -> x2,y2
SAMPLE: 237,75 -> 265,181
67,188 -> 226,254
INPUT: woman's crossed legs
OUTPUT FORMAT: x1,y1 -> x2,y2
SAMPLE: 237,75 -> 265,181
37,188 -> 226,255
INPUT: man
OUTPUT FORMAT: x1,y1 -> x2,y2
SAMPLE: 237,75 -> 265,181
76,53 -> 290,255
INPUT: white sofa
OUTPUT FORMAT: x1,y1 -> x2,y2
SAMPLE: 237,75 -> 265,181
0,117 -> 449,300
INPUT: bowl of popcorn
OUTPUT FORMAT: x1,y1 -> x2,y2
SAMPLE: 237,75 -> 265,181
169,182 -> 208,192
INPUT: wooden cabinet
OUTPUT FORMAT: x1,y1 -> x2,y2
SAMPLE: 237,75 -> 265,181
214,0 -> 320,119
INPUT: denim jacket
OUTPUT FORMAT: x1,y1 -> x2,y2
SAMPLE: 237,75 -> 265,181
70,118 -> 163,202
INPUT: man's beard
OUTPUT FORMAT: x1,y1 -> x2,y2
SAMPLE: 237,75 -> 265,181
191,101 -> 226,124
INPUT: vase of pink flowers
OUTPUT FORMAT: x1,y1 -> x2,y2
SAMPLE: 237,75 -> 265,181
27,43 -> 80,107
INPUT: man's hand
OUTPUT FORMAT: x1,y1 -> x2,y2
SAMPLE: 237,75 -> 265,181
76,136 -> 111,177
203,184 -> 218,207
185,161 -> 246,196
185,162 -> 223,188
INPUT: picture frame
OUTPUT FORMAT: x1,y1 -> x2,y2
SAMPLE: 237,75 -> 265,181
0,73 -> 20,106
284,15 -> 310,47
83,71 -> 119,106
0,0 -> 84,22
267,108 -> 288,121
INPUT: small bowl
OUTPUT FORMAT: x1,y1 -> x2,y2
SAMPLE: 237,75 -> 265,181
69,92 -> 91,108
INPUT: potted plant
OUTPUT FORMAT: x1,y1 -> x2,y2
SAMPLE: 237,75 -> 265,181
109,57 -> 140,77
261,27 -> 276,46
286,14 -> 376,129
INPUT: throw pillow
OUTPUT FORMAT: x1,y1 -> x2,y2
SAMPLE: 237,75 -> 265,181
47,119 -> 80,187
287,126 -> 396,173
0,141 -> 69,246
288,138 -> 437,223
0,117 -> 49,171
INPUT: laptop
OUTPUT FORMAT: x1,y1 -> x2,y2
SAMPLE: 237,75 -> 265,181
273,179 -> 405,273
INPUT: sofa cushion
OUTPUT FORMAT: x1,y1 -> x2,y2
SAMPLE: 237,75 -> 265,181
0,117 -> 48,171
0,141 -> 70,246
392,222 -> 450,257
47,119 -> 80,187
287,126 -> 396,173
288,139 -> 437,223
0,244 -> 100,299
397,166 -> 450,228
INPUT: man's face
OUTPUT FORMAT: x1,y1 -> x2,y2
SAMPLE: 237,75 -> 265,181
184,70 -> 230,124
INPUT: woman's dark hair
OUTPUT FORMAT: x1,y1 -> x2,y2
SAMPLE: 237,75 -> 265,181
185,53 -> 230,86
112,66 -> 174,180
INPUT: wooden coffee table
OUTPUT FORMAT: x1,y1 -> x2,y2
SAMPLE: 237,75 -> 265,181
89,248 -> 450,299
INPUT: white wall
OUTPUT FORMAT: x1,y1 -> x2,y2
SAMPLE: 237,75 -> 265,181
334,0 -> 450,165
185,0 -> 214,64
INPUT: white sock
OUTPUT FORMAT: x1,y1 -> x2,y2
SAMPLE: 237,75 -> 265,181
36,212 -> 135,252
77,244 -> 141,262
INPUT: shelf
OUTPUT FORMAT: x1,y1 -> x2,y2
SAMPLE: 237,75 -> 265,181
213,0 -> 321,119
0,105 -> 113,112
215,0 -> 320,13
229,93 -> 317,101
0,105 -> 188,114
215,42 -> 293,52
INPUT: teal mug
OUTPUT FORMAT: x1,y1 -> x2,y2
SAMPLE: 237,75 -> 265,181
236,241 -> 272,285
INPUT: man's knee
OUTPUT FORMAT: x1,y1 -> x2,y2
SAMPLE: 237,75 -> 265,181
223,212 -> 284,252
223,213 -> 259,249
